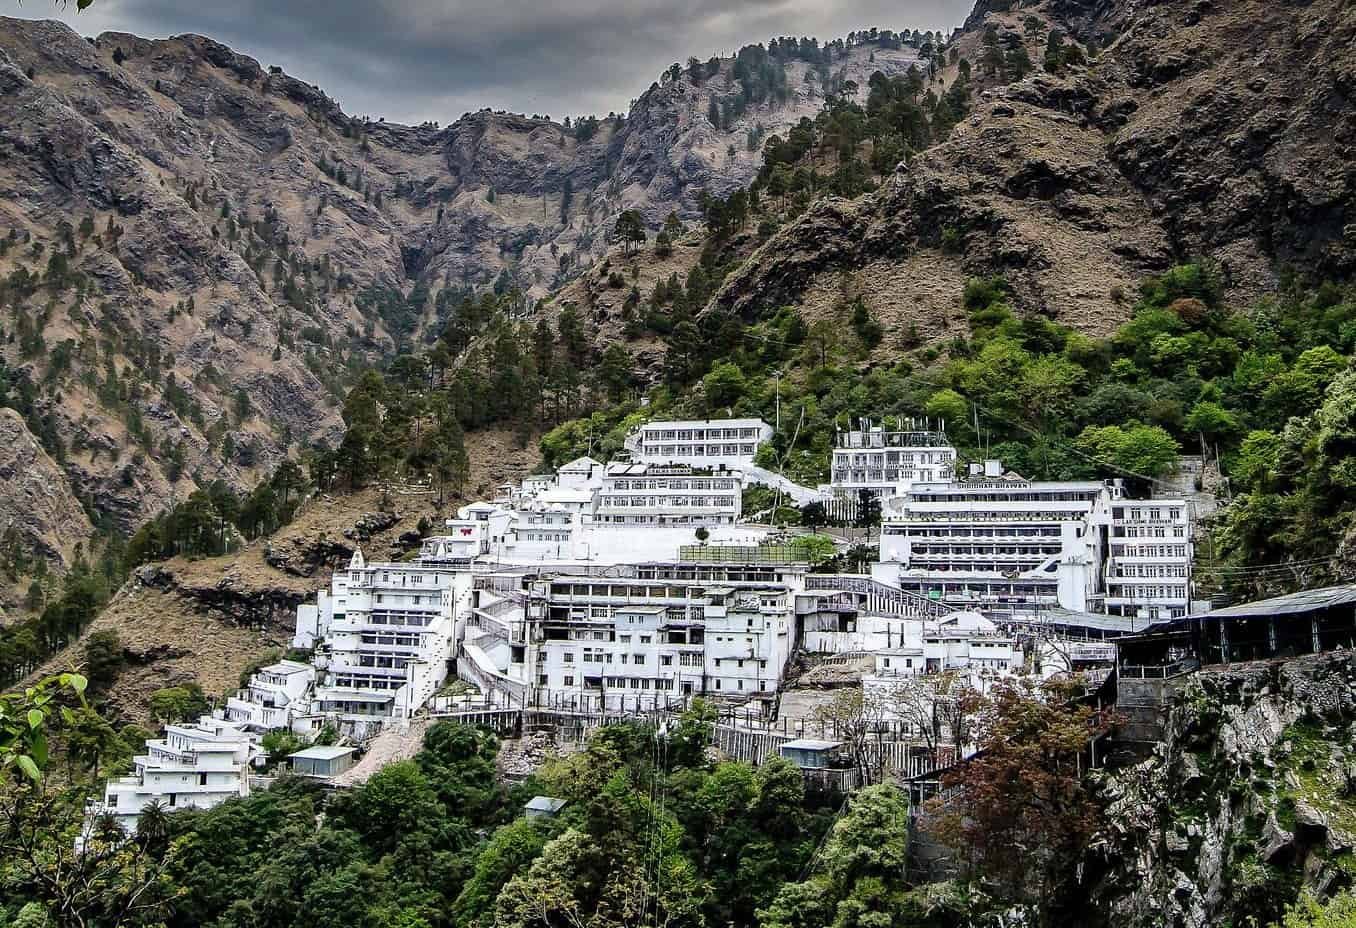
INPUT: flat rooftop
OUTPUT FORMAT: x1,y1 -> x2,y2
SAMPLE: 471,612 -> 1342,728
290,745 -> 357,761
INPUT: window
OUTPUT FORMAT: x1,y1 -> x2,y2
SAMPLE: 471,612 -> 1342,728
199,773 -> 208,785
168,793 -> 177,807
564,675 -> 575,686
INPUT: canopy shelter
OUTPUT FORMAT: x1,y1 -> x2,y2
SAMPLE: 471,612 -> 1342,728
1115,583 -> 1356,669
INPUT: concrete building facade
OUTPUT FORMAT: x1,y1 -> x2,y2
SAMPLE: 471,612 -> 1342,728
626,419 -> 773,467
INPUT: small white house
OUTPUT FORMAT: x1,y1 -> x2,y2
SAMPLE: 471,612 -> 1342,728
289,744 -> 358,780
524,796 -> 568,819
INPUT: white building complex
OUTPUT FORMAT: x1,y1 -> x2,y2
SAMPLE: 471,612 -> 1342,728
92,716 -> 259,832
1105,499 -> 1193,618
462,563 -> 802,710
829,419 -> 957,499
874,461 -> 1193,619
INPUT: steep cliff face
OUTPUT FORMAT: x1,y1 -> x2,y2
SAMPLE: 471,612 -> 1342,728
0,409 -> 93,566
711,0 -> 1356,335
0,16 -> 923,582
1090,654 -> 1356,928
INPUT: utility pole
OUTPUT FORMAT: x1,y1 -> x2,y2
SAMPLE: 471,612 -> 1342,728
773,369 -> 782,432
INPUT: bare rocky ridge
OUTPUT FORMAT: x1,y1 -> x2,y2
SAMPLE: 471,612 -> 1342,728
0,17 -> 923,582
709,0 -> 1356,335
0,409 -> 93,564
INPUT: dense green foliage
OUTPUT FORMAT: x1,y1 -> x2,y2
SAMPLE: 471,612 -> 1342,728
0,708 -> 853,928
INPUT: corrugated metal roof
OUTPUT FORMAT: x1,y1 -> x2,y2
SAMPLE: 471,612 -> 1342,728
1204,584 -> 1356,619
1033,608 -> 1154,633
525,796 -> 568,812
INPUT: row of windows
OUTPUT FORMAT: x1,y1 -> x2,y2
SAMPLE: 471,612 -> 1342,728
1111,564 -> 1189,578
351,571 -> 440,585
359,633 -> 422,647
598,496 -> 737,508
1112,545 -> 1190,558
906,545 -> 1057,555
1107,584 -> 1189,599
641,427 -> 761,440
367,609 -> 436,625
550,583 -> 694,599
833,468 -> 946,482
1113,507 -> 1185,522
545,674 -> 770,693
1114,526 -> 1188,539
597,515 -> 736,524
331,674 -> 403,690
606,479 -> 739,490
358,655 -> 412,669
834,451 -> 953,465
910,491 -> 1100,503
892,527 -> 1063,539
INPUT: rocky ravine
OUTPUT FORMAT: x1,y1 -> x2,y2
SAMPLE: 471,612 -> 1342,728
710,0 -> 1356,337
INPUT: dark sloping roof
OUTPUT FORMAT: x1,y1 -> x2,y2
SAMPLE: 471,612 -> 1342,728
1205,584 -> 1356,619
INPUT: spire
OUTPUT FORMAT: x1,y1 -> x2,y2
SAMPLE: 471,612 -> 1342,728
348,547 -> 366,569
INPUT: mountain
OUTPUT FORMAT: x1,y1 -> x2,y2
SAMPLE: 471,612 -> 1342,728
0,17 -> 926,594
0,0 -> 1353,601
713,0 -> 1356,339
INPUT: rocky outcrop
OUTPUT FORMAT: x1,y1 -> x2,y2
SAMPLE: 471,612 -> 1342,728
0,409 -> 93,565
711,0 -> 1356,336
134,562 -> 305,630
1090,654 -> 1356,928
0,17 -> 926,543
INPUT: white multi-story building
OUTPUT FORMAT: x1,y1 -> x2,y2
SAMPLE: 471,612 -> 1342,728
874,463 -> 1193,618
92,716 -> 258,832
829,420 -> 957,499
595,463 -> 742,525
626,418 -> 773,467
297,546 -> 473,728
222,660 -> 316,733
1105,499 -> 1192,620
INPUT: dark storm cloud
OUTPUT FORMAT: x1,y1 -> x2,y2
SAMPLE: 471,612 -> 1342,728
25,0 -> 974,124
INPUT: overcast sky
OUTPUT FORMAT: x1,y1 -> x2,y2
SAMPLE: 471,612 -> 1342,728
17,0 -> 973,124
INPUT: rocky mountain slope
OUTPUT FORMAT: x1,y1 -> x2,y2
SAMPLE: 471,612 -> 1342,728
711,0 -> 1356,338
1090,653 -> 1356,927
0,17 -> 924,594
